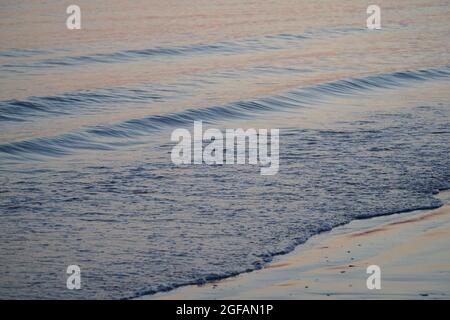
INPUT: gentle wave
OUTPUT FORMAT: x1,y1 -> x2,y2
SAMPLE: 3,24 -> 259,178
0,27 -> 366,72
0,48 -> 53,58
0,65 -> 312,123
1,65 -> 449,159
0,86 -> 177,122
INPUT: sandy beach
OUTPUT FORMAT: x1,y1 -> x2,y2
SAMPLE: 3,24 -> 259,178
145,191 -> 450,300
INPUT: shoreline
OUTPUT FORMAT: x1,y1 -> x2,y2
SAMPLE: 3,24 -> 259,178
142,190 -> 450,300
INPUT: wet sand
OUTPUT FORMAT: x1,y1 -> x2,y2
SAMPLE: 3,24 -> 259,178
144,191 -> 450,300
